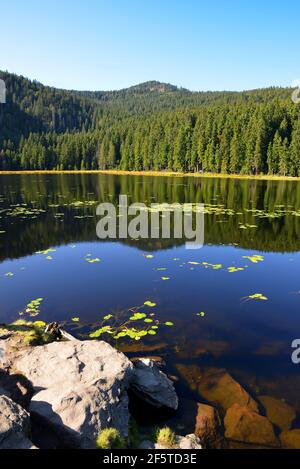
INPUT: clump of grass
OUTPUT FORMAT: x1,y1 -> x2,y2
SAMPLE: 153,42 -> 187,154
155,426 -> 176,448
0,320 -> 54,346
23,329 -> 43,346
96,428 -> 125,449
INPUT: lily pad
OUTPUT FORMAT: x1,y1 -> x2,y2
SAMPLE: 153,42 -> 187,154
103,314 -> 113,321
244,293 -> 268,301
227,267 -> 244,273
242,255 -> 264,264
130,312 -> 147,321
144,301 -> 156,307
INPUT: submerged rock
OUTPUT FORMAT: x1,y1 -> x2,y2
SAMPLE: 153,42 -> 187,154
195,402 -> 224,448
0,395 -> 36,449
13,340 -> 133,448
130,358 -> 178,410
176,365 -> 258,412
120,342 -> 168,354
258,395 -> 296,432
194,339 -> 233,359
198,368 -> 259,412
224,403 -> 279,447
175,364 -> 203,393
280,429 -> 300,449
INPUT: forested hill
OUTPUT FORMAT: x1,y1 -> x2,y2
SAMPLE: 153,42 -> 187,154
0,70 -> 299,176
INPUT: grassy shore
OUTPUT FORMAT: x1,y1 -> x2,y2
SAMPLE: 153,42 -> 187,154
0,169 -> 299,182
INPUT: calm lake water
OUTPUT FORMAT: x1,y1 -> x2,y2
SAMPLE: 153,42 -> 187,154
1,173 -> 300,438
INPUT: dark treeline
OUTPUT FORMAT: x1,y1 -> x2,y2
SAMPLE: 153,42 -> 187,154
0,71 -> 299,175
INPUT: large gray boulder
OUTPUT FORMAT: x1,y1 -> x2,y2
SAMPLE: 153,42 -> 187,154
13,340 -> 133,448
0,395 -> 36,449
130,358 -> 178,410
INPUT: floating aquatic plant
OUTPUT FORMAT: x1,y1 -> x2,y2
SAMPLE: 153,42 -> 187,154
5,205 -> 46,221
89,326 -> 112,338
129,312 -> 147,321
144,301 -> 156,307
239,223 -> 258,230
19,298 -> 44,317
202,262 -> 222,270
35,248 -> 56,255
86,257 -> 100,263
89,301 -> 174,344
242,293 -> 268,301
103,314 -> 113,321
227,266 -> 244,273
196,312 -> 206,317
242,254 -> 264,263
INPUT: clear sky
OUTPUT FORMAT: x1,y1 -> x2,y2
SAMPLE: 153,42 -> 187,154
1,0 -> 300,91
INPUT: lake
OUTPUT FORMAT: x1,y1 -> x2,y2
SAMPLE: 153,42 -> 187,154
1,173 -> 300,441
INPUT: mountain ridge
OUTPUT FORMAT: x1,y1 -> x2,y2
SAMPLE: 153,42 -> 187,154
0,70 -> 292,96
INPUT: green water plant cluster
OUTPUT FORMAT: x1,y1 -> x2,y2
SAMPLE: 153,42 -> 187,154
202,262 -> 222,270
89,301 -> 174,343
35,248 -> 56,255
19,298 -> 44,317
242,293 -> 268,301
242,254 -> 264,263
85,253 -> 100,263
4,204 -> 46,221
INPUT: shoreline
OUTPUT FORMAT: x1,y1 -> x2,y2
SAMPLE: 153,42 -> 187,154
0,169 -> 299,182
0,323 -> 288,449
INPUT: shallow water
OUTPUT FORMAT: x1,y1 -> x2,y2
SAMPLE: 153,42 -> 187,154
1,173 -> 300,438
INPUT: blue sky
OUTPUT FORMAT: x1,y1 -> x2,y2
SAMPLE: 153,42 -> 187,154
1,0 -> 300,91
